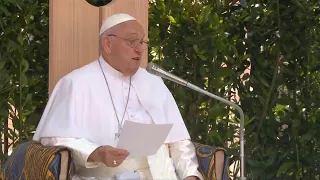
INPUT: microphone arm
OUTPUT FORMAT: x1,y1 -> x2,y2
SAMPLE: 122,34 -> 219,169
146,63 -> 246,180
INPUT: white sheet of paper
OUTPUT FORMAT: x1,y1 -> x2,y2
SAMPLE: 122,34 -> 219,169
116,120 -> 173,159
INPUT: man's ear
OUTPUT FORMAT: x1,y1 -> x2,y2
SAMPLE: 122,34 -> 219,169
102,36 -> 112,54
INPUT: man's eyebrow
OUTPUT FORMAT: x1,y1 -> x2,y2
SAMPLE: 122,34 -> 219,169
125,33 -> 138,37
127,33 -> 138,35
125,33 -> 145,39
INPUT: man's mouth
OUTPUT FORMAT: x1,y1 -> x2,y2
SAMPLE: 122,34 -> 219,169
132,57 -> 140,61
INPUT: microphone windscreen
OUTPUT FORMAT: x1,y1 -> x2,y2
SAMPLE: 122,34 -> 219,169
146,62 -> 158,75
146,62 -> 188,86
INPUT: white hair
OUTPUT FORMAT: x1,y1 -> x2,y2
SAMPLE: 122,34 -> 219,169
99,26 -> 117,53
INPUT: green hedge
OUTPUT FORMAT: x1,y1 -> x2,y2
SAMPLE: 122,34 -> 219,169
148,0 -> 320,179
0,0 -> 49,160
0,0 -> 319,179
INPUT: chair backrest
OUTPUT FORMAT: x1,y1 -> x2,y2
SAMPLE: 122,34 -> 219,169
194,142 -> 230,180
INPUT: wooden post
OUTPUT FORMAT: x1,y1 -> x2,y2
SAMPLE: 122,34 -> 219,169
49,0 -> 148,93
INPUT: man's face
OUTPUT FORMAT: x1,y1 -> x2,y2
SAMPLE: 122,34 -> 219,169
102,20 -> 146,76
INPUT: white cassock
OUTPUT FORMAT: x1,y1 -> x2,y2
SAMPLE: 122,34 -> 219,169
33,56 -> 204,180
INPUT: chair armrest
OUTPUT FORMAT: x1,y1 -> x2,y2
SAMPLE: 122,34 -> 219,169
1,141 -> 75,180
193,142 -> 229,180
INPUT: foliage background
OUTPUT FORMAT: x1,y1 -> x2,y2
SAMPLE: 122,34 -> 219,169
149,0 -> 320,179
0,0 -> 48,159
0,0 -> 320,179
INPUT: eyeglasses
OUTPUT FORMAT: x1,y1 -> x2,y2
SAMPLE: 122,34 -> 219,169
108,34 -> 148,51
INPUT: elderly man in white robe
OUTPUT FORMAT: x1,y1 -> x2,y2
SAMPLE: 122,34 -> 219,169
33,13 -> 204,180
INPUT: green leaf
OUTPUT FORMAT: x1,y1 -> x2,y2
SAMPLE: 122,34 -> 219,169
20,74 -> 28,87
199,67 -> 207,77
0,60 -> 6,71
277,161 -> 295,176
25,93 -> 33,104
209,130 -> 223,144
218,67 -> 232,77
210,78 -> 225,89
27,113 -> 41,126
277,96 -> 290,105
275,104 -> 287,112
292,118 -> 301,128
293,0 -> 303,9
292,36 -> 301,46
193,44 -> 199,54
209,104 -> 224,118
250,167 -> 265,178
168,15 -> 176,24
299,132 -> 313,143
244,116 -> 255,126
198,54 -> 207,61
247,158 -> 264,168
257,75 -> 270,88
197,6 -> 212,24
0,19 -> 4,31
21,59 -> 29,73
8,40 -> 20,52
258,95 -> 265,106
270,44 -> 280,56
17,34 -> 24,46
0,5 -> 11,16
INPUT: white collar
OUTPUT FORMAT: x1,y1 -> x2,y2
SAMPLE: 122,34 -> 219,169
98,55 -> 130,80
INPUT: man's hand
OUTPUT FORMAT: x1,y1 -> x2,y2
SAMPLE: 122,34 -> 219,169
88,145 -> 129,167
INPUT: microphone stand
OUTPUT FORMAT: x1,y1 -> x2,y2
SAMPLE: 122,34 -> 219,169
146,63 -> 246,180
186,83 -> 246,180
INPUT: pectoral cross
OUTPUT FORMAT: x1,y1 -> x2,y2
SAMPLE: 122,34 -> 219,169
115,125 -> 122,142
115,132 -> 120,141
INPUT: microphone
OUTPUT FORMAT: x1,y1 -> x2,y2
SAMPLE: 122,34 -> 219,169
146,62 -> 246,180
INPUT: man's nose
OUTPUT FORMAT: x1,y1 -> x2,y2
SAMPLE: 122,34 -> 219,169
134,45 -> 144,53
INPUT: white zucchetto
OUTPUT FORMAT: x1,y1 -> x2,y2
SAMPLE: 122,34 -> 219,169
99,13 -> 136,35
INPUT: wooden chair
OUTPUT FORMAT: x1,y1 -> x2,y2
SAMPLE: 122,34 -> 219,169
1,141 -> 229,180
